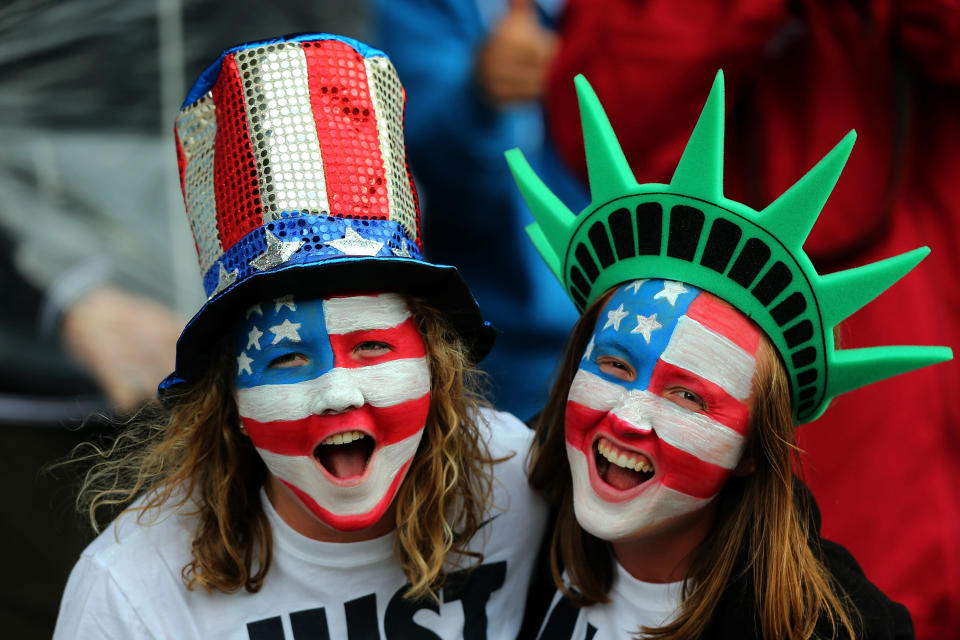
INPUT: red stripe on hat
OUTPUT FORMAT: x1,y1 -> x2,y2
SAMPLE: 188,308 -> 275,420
303,40 -> 390,219
684,293 -> 761,355
212,54 -> 264,251
565,401 -> 732,499
648,360 -> 751,436
329,318 -> 426,369
241,393 -> 430,456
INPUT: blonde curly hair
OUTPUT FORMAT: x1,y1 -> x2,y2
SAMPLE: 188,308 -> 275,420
74,296 -> 496,602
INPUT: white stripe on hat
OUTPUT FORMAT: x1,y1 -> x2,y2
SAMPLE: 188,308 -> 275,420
237,43 -> 330,221
568,369 -> 745,469
236,357 -> 430,423
176,94 -> 221,275
660,316 -> 756,400
322,293 -> 411,334
257,429 -> 421,515
364,55 -> 418,242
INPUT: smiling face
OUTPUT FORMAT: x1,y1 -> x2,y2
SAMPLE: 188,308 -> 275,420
233,292 -> 430,532
565,279 -> 762,542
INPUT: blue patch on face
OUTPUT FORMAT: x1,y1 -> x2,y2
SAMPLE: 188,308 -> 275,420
581,280 -> 701,391
234,296 -> 335,388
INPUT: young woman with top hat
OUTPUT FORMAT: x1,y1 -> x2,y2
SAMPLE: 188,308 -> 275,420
506,72 -> 952,639
53,34 -> 546,639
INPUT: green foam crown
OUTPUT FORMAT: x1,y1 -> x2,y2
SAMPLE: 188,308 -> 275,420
506,71 -> 952,423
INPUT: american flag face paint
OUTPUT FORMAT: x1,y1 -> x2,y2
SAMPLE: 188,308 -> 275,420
234,293 -> 430,532
565,279 -> 761,542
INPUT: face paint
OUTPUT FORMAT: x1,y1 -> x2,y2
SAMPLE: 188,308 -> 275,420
234,293 -> 430,532
565,279 -> 761,542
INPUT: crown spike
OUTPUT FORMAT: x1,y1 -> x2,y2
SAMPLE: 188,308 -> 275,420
825,346 -> 954,404
505,147 -> 576,266
525,223 -> 563,283
574,75 -> 638,205
761,131 -> 856,251
669,71 -> 725,201
817,247 -> 929,328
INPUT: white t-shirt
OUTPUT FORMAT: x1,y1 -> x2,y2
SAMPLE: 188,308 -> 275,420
54,408 -> 547,640
537,564 -> 684,640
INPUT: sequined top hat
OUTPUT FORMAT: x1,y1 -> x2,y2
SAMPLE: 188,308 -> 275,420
161,34 -> 494,390
506,72 -> 952,424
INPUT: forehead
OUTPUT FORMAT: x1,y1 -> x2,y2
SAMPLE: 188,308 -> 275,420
588,279 -> 761,393
238,293 -> 409,332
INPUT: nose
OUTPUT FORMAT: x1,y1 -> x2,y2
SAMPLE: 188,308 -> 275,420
613,389 -> 655,435
309,368 -> 364,415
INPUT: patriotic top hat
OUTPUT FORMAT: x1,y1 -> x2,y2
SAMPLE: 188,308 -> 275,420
161,34 -> 494,390
506,72 -> 952,424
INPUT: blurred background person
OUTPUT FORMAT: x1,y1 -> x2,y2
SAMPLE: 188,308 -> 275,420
543,1 -> 960,638
374,0 -> 587,420
0,2 -> 368,637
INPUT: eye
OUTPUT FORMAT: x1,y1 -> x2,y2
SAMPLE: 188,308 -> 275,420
353,340 -> 392,358
665,387 -> 706,412
596,356 -> 636,382
268,353 -> 309,369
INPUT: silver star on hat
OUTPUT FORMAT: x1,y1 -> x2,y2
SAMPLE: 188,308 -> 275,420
249,229 -> 304,272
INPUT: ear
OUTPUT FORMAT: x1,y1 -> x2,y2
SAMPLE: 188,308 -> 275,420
731,453 -> 755,477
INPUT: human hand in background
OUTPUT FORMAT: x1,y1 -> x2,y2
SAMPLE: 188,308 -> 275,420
61,285 -> 183,412
475,0 -> 557,105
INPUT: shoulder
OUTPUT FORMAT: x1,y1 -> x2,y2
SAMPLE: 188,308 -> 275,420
55,501 -> 198,638
474,406 -> 536,459
818,538 -> 915,640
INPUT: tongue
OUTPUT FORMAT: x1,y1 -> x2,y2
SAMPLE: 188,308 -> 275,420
317,440 -> 369,478
603,463 -> 646,491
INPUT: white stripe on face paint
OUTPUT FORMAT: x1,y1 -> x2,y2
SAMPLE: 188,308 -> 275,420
257,429 -> 423,516
569,370 -> 746,470
660,316 -> 757,400
236,357 -> 430,423
567,444 -> 712,541
322,293 -> 412,334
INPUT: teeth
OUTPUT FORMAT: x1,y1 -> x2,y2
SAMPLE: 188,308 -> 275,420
597,438 -> 653,473
320,430 -> 365,446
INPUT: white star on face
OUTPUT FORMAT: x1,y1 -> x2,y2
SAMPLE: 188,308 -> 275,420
392,238 -> 412,258
654,281 -> 688,306
237,351 -> 254,376
249,229 -> 304,271
210,262 -> 239,299
630,313 -> 663,344
583,336 -> 595,361
274,294 -> 297,313
325,226 -> 385,257
602,304 -> 629,331
245,304 -> 263,319
270,320 -> 301,344
625,279 -> 648,294
270,319 -> 302,344
246,326 -> 263,351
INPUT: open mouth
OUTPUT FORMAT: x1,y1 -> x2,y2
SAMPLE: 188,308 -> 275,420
594,436 -> 655,491
313,431 -> 376,479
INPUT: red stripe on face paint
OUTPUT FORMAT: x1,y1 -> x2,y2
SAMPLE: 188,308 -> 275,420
212,54 -> 264,251
685,293 -> 761,355
283,458 -> 412,531
242,393 -> 430,455
303,40 -> 390,219
648,360 -> 751,436
566,401 -> 733,500
328,317 -> 426,369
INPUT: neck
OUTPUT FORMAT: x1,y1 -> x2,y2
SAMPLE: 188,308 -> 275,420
264,474 -> 397,542
611,502 -> 717,583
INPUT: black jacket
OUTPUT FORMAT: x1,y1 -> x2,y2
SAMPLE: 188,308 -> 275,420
523,481 -> 913,639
